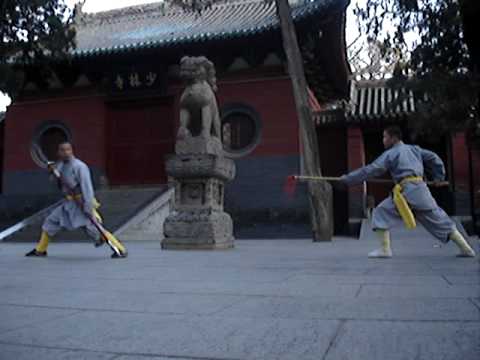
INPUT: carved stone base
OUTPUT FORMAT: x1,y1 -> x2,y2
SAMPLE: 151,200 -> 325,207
175,136 -> 223,155
166,154 -> 235,181
161,239 -> 234,250
162,211 -> 234,249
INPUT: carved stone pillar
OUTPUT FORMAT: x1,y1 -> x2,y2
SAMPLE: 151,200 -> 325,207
162,138 -> 235,249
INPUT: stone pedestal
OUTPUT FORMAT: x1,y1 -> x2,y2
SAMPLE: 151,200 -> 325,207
162,137 -> 235,250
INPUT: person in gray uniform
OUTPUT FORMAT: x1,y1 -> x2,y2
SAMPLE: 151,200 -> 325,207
340,126 -> 476,258
25,142 -> 127,258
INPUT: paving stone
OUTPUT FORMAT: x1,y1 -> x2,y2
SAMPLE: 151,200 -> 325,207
0,276 -> 360,300
286,274 -> 448,286
0,304 -> 79,334
0,344 -> 115,360
115,357 -> 205,360
324,320 -> 480,360
0,238 -> 478,360
0,288 -> 244,316
216,296 -> 480,321
0,311 -> 341,360
358,284 -> 480,298
444,275 -> 480,285
471,298 -> 480,310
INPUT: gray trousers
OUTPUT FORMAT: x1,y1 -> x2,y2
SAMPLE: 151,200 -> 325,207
372,182 -> 456,243
42,203 -> 101,241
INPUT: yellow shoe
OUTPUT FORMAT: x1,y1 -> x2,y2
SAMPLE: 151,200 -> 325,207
369,230 -> 393,259
449,230 -> 476,257
368,247 -> 393,258
32,231 -> 50,254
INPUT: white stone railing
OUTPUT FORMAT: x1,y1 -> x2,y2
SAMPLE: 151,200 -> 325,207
114,187 -> 175,242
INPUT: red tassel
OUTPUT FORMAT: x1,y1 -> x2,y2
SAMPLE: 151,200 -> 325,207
283,175 -> 298,198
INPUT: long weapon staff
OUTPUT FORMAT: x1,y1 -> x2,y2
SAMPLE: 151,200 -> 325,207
31,144 -> 126,257
284,175 -> 450,196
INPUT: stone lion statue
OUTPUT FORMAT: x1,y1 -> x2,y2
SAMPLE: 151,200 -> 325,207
177,56 -> 221,141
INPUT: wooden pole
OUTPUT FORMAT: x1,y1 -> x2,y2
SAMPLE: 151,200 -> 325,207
293,175 -> 450,187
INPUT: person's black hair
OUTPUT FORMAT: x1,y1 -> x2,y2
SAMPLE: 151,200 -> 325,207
58,141 -> 73,149
384,125 -> 403,140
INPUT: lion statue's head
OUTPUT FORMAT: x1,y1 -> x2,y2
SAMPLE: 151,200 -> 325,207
180,56 -> 217,91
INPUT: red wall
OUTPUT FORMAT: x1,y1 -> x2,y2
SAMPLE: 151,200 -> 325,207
346,127 -> 365,192
0,121 -> 4,192
217,77 -> 299,156
473,147 -> 480,212
4,75 -> 299,175
4,95 -> 107,172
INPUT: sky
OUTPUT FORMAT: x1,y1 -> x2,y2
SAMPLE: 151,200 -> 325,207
0,0 -> 362,112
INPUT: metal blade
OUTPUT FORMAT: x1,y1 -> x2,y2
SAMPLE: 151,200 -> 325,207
30,143 -> 49,169
0,200 -> 63,241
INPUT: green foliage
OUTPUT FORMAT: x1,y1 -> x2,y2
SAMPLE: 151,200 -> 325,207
355,0 -> 479,146
0,0 -> 76,96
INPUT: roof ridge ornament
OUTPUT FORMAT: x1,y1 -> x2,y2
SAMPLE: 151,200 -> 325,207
73,0 -> 87,25
79,0 -> 270,26
79,2 -> 170,26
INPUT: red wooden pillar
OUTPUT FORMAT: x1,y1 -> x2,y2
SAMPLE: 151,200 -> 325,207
0,120 -> 4,193
469,144 -> 480,232
347,127 -> 366,222
472,148 -> 480,201
451,132 -> 471,215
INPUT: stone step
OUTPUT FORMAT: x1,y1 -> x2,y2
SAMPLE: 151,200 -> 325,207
2,187 -> 167,242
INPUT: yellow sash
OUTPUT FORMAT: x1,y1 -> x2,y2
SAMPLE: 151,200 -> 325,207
65,195 -> 103,223
392,176 -> 423,229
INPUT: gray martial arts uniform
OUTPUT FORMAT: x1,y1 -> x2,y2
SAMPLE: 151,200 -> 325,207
42,157 -> 100,241
341,141 -> 456,243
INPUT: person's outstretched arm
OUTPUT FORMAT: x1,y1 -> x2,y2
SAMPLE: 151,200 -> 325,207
78,163 -> 95,216
340,152 -> 389,186
420,147 -> 445,181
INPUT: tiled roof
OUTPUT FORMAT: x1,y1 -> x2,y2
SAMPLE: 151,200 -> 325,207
347,80 -> 416,121
73,0 -> 348,57
315,80 -> 418,126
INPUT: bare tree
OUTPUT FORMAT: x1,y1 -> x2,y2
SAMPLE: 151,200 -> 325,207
275,0 -> 333,241
348,36 -> 403,80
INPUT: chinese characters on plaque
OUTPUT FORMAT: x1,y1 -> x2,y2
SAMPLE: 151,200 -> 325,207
111,69 -> 163,93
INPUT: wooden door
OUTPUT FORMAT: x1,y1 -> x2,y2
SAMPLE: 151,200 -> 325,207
414,133 -> 454,214
317,126 -> 349,234
363,128 -> 393,204
107,99 -> 174,186
0,122 -> 4,193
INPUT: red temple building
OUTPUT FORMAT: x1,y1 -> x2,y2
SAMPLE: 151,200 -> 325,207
1,0 -> 350,237
316,80 -> 480,234
1,0 -> 477,236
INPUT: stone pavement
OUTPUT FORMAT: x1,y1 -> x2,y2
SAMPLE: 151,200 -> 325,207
0,235 -> 479,360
